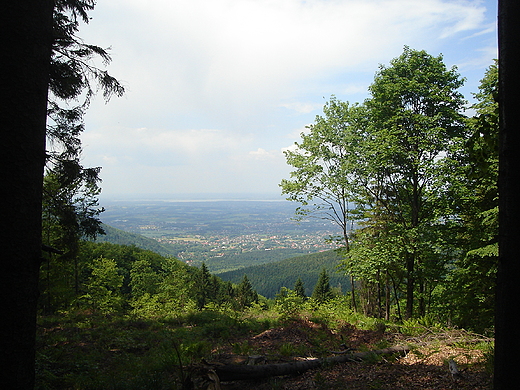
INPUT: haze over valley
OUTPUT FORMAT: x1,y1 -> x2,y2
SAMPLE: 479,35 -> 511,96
97,196 -> 343,273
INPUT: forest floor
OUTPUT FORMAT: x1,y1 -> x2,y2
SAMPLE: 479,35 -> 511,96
204,319 -> 493,390
36,315 -> 493,389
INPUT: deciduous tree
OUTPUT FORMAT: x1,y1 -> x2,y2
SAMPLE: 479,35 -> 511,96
280,97 -> 366,309
364,47 -> 466,318
442,62 -> 498,332
82,257 -> 124,315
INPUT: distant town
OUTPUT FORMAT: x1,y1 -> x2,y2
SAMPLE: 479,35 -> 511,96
99,199 -> 343,267
154,231 -> 339,264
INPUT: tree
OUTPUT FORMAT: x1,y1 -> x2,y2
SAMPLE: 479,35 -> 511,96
1,1 -> 122,386
496,1 -> 520,388
441,62 -> 498,332
280,97 -> 364,249
1,1 -> 54,388
130,258 -> 160,299
194,263 -> 212,310
42,0 -> 123,304
280,97 -> 365,309
364,47 -> 466,318
82,257 -> 124,315
235,275 -> 258,310
294,277 -> 306,298
312,269 -> 333,303
40,165 -> 105,313
344,225 -> 406,319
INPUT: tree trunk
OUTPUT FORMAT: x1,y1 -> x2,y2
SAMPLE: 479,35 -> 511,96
0,1 -> 54,388
350,275 -> 358,312
496,1 -> 520,389
418,272 -> 425,317
213,346 -> 410,382
405,252 -> 414,319
406,169 -> 421,319
385,271 -> 391,321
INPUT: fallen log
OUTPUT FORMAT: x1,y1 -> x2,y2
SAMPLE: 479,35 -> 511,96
213,345 -> 410,382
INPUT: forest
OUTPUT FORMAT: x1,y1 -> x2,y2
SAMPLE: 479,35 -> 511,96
279,47 -> 498,330
218,250 -> 349,299
3,1 -> 517,389
31,46 -> 499,389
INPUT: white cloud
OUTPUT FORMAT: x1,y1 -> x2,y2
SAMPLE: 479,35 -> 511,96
279,102 -> 323,114
457,45 -> 497,71
79,0 -> 495,195
83,127 -> 248,159
248,148 -> 277,160
281,144 -> 299,154
341,84 -> 369,96
85,0 -> 488,119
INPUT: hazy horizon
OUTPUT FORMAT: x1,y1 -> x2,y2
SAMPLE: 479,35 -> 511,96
98,192 -> 288,203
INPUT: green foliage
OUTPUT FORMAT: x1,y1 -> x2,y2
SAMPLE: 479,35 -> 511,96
294,277 -> 306,298
361,47 -> 467,318
218,249 -> 349,299
235,275 -> 259,310
279,343 -> 303,357
278,47 -> 497,331
39,239 -> 260,320
312,269 -> 333,303
95,224 -> 177,257
193,263 -> 215,310
40,0 -> 124,318
45,0 -> 124,219
280,96 -> 365,250
437,62 -> 498,333
398,315 -> 442,337
36,291 -> 494,389
36,317 -> 203,389
130,258 -> 160,298
275,288 -> 306,320
81,257 -> 124,315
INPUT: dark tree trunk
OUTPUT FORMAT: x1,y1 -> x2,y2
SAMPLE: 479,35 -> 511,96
385,270 -> 391,321
405,252 -> 414,319
213,346 -> 411,382
418,273 -> 425,317
0,1 -> 54,388
496,1 -> 520,389
350,275 -> 357,312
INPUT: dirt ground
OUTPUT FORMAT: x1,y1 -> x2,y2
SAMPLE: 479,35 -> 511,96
201,319 -> 493,390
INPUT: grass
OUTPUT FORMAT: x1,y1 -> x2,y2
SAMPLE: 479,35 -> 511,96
37,314 -> 218,389
35,304 -> 493,389
35,306 -> 280,389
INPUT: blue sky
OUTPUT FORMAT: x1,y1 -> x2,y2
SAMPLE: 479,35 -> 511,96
78,0 -> 497,198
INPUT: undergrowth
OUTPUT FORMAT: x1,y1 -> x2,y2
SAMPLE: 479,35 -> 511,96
35,302 -> 493,389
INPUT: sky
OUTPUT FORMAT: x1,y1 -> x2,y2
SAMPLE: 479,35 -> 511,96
78,0 -> 498,199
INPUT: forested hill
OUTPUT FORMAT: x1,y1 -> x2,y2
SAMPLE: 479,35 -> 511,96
94,224 -> 177,257
217,250 -> 350,299
95,224 -> 349,299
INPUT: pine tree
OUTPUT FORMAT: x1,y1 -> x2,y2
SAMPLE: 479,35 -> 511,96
1,2 -> 122,385
1,1 -> 54,387
294,277 -> 306,298
195,263 -> 212,310
312,269 -> 332,303
235,275 -> 258,310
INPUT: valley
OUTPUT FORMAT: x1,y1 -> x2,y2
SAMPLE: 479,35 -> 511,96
98,198 -> 343,273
